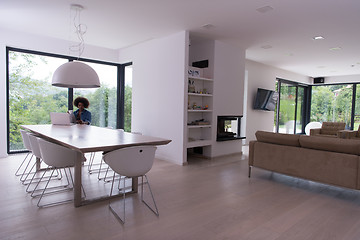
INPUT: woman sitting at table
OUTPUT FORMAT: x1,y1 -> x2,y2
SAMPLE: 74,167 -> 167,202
73,96 -> 91,125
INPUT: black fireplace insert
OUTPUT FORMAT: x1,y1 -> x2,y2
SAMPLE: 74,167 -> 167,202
216,115 -> 245,141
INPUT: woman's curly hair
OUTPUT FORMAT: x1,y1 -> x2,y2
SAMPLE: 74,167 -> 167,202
74,97 -> 90,108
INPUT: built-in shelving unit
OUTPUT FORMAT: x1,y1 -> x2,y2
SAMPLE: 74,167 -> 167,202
186,68 -> 213,151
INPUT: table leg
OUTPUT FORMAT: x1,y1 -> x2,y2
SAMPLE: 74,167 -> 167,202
132,177 -> 138,193
74,152 -> 83,207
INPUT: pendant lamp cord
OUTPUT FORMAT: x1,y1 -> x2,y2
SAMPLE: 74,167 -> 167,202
69,5 -> 87,60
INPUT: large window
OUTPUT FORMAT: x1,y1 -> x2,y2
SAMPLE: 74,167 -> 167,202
7,47 -> 131,153
311,84 -> 353,129
74,61 -> 118,128
275,79 -> 360,134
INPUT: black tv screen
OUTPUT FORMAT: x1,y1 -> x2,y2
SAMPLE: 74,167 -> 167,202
253,88 -> 278,111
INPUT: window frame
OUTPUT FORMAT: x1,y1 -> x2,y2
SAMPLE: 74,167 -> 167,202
6,46 -> 130,154
276,79 -> 360,134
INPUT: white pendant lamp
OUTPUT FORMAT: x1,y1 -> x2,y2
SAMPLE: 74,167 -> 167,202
52,4 -> 100,88
52,61 -> 100,88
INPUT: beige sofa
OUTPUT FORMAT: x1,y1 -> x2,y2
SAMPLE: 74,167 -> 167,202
249,130 -> 360,190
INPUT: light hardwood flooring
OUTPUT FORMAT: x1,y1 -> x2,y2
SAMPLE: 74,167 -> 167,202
1,148 -> 360,240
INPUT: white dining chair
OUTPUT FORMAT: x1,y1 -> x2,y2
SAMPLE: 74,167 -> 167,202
103,145 -> 158,224
16,130 -> 34,180
34,137 -> 85,207
25,134 -> 63,194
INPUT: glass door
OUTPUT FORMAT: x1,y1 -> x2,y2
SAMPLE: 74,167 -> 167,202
276,80 -> 307,134
278,82 -> 296,133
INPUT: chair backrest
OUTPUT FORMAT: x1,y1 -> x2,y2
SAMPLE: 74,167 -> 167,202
20,130 -> 32,151
103,146 -> 157,177
321,122 -> 345,135
37,138 -> 78,168
28,134 -> 42,159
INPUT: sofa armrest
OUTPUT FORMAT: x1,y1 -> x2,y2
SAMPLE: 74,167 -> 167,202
310,128 -> 321,136
337,130 -> 357,139
249,141 -> 256,166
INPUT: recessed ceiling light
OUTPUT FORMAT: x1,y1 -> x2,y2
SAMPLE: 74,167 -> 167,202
329,47 -> 342,51
261,45 -> 272,49
312,36 -> 325,40
256,6 -> 274,13
201,24 -> 215,30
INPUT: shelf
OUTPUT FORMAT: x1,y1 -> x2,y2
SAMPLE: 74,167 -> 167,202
216,136 -> 246,141
188,76 -> 213,82
187,139 -> 212,148
188,109 -> 212,113
188,125 -> 211,129
188,93 -> 213,97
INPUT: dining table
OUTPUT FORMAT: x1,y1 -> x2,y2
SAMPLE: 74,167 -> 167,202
21,124 -> 171,207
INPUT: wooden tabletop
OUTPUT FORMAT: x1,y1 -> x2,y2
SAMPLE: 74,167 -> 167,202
21,124 -> 172,153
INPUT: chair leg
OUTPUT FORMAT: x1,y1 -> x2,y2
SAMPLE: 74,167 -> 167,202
15,152 -> 31,176
108,173 -> 126,224
97,158 -> 109,180
36,168 -> 77,208
141,175 -> 159,216
20,155 -> 35,183
27,166 -> 63,194
30,166 -> 50,197
37,169 -> 56,207
87,152 -> 95,172
248,166 -> 252,178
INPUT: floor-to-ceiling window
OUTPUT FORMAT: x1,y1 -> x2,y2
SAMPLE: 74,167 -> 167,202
310,84 -> 353,129
74,61 -> 118,128
275,79 -> 360,134
6,47 -> 128,153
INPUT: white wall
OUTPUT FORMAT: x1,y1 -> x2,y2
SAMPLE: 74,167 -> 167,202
245,60 -> 310,144
212,41 -> 245,157
0,28 -> 119,157
188,39 -> 246,158
118,31 -> 187,165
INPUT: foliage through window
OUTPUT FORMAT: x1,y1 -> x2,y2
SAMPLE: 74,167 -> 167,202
7,48 -> 130,153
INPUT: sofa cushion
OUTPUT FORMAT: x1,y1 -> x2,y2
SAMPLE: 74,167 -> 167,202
255,131 -> 300,147
299,135 -> 360,155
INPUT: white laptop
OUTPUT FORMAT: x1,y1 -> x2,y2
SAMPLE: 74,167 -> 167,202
50,112 -> 74,125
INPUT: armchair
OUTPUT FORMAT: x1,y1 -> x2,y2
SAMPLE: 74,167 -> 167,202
309,122 -> 345,137
338,125 -> 360,139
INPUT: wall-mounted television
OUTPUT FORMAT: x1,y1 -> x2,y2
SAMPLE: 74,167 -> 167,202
253,88 -> 278,111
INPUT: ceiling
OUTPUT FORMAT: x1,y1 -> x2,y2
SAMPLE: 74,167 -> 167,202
1,0 -> 360,78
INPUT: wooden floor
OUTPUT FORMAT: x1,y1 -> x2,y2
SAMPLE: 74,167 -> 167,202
2,148 -> 360,240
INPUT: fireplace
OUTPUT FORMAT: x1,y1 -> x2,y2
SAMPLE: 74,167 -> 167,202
216,115 -> 244,141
